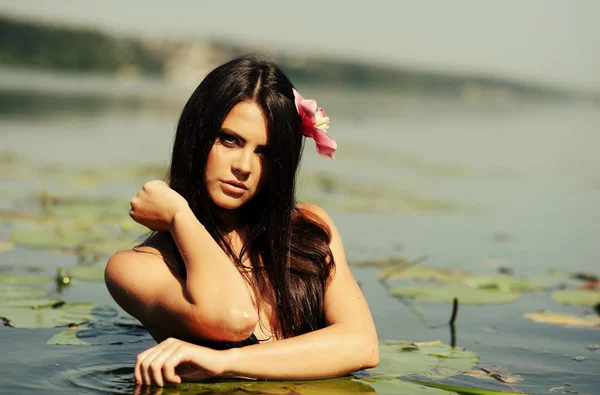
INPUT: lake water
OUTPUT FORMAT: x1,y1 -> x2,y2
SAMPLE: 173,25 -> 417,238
0,68 -> 599,394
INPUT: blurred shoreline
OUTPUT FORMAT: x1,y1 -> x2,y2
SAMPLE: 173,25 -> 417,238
2,14 -> 598,107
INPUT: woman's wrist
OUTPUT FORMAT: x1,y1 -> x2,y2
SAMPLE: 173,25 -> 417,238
221,347 -> 241,378
168,206 -> 197,233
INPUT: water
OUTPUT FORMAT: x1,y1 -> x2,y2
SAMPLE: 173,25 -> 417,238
1,68 -> 599,394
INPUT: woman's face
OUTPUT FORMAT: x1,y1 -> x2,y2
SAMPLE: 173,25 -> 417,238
205,100 -> 271,211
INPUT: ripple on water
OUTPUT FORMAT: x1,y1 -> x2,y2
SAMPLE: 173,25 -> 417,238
62,363 -> 136,394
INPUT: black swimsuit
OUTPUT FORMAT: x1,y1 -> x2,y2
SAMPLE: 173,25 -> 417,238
199,333 -> 260,350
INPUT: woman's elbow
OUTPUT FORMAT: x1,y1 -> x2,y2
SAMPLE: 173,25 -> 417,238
192,306 -> 258,342
221,308 -> 259,341
359,331 -> 380,369
363,343 -> 380,368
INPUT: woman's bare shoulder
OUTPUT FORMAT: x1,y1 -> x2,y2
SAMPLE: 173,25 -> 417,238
296,203 -> 336,229
104,233 -> 182,314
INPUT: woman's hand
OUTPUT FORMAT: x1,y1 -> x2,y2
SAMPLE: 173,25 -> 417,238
134,337 -> 230,387
129,180 -> 190,232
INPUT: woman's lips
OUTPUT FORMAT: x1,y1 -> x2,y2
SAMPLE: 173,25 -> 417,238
221,181 -> 247,195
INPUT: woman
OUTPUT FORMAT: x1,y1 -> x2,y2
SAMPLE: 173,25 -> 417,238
104,55 -> 379,387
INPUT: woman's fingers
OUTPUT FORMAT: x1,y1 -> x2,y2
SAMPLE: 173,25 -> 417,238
162,354 -> 183,385
135,338 -> 184,387
140,347 -> 165,385
149,342 -> 184,387
135,346 -> 156,384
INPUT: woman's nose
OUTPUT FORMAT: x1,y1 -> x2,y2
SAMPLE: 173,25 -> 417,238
232,149 -> 252,176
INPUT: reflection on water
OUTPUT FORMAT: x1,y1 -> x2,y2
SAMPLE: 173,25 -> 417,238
63,364 -> 136,394
0,91 -> 168,120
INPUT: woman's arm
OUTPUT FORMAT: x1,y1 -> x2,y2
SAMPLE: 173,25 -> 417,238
134,204 -> 379,386
108,180 -> 258,342
168,206 -> 258,337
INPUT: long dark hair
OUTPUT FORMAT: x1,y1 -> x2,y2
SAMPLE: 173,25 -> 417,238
166,55 -> 334,339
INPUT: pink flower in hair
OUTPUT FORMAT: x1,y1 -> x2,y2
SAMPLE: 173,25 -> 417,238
293,88 -> 337,159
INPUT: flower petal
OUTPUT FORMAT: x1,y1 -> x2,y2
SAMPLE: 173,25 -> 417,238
293,88 -> 336,159
312,128 -> 337,159
293,89 -> 317,114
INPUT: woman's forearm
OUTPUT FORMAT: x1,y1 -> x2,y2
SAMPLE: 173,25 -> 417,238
223,324 -> 379,379
169,208 -> 258,338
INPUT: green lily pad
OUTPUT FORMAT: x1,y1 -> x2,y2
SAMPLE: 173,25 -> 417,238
462,275 -> 536,293
0,241 -> 15,253
11,225 -> 87,250
464,365 -> 524,383
47,326 -> 91,345
389,285 -> 521,305
524,311 -> 600,328
69,263 -> 107,282
170,376 -> 379,394
0,302 -> 98,328
0,287 -> 54,307
552,289 -> 600,307
0,273 -> 50,286
349,257 -> 412,268
153,342 -> 475,395
406,379 -> 524,395
378,265 -> 467,284
365,340 -> 478,380
10,220 -> 134,262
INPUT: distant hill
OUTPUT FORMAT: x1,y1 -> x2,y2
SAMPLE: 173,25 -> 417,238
0,14 -> 589,102
0,15 -> 164,75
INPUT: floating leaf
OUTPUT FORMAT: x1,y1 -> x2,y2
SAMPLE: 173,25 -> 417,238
81,239 -> 132,259
0,286 -> 59,309
364,341 -> 478,380
47,326 -> 91,345
462,275 -> 536,293
0,302 -> 98,328
552,289 -> 600,307
0,241 -> 15,253
349,257 -> 413,268
69,263 -> 107,282
378,265 -> 467,284
11,225 -> 86,250
464,365 -> 524,384
0,273 -> 50,286
406,379 -> 524,395
524,311 -> 600,328
389,285 -> 521,305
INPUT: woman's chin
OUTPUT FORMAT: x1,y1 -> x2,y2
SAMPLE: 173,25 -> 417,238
211,195 -> 247,211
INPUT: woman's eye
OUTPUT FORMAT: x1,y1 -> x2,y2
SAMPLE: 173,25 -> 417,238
219,133 -> 238,146
255,147 -> 270,157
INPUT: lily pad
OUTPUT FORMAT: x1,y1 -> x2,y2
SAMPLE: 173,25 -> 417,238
378,265 -> 467,284
148,342 -> 476,395
0,273 -> 50,286
462,275 -> 536,293
389,285 -> 521,305
69,263 -> 107,282
364,340 -> 478,380
11,225 -> 87,250
524,311 -> 600,328
407,379 -> 524,395
122,375 -> 456,395
349,257 -> 413,268
0,287 -> 55,307
0,241 -> 15,253
552,289 -> 600,307
10,221 -> 134,263
0,302 -> 98,328
47,326 -> 91,345
464,365 -> 524,383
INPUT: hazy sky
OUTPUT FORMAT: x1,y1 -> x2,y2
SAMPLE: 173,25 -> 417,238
1,0 -> 598,91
